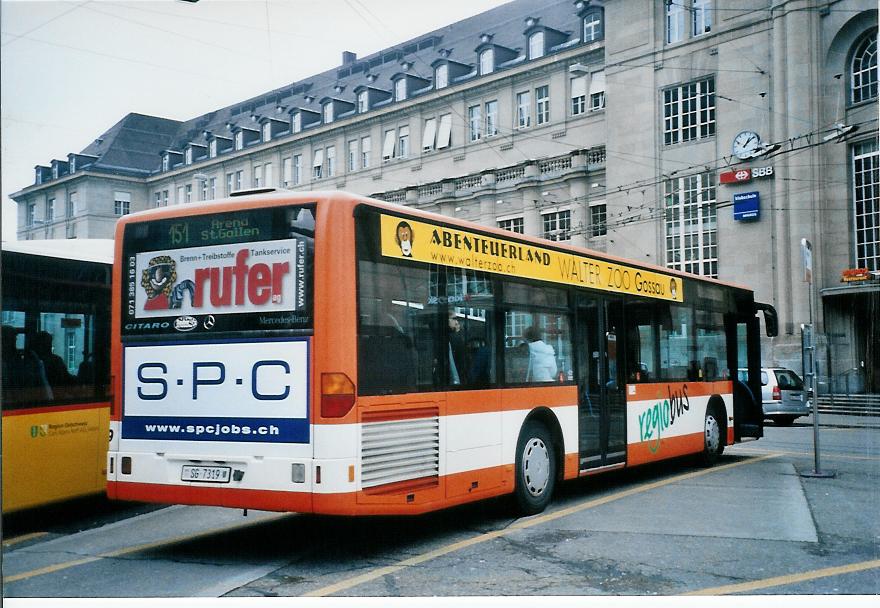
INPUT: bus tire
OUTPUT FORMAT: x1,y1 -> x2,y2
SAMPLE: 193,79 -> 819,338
700,404 -> 724,466
514,420 -> 556,515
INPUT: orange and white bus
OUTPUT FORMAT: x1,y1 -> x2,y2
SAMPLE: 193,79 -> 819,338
107,191 -> 774,515
2,240 -> 113,512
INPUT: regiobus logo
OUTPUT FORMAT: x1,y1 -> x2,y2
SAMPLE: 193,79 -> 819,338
134,239 -> 301,318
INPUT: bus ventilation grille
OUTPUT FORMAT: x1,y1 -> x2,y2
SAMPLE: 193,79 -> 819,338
360,415 -> 440,489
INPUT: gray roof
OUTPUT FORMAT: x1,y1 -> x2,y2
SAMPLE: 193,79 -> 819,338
71,0 -> 594,177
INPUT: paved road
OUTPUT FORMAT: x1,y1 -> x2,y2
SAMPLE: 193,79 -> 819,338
3,416 -> 878,600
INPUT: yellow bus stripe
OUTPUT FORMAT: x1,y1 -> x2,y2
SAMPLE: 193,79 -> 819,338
303,454 -> 778,597
3,532 -> 48,547
3,512 -> 291,584
685,559 -> 880,595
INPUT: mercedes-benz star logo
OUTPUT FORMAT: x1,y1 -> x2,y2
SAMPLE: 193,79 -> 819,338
203,315 -> 216,330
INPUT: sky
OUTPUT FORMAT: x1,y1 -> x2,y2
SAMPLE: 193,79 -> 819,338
0,0 -> 511,241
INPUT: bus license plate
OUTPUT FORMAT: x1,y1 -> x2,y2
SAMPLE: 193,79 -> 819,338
181,465 -> 231,483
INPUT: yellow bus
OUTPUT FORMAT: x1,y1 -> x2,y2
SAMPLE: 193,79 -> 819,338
108,191 -> 774,515
2,240 -> 112,512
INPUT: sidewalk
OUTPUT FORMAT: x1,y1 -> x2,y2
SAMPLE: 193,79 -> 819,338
795,412 -> 880,429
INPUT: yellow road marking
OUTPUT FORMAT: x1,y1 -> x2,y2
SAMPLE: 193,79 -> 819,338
686,558 -> 880,595
731,446 -> 880,462
3,532 -> 48,547
304,454 -> 778,597
3,512 -> 291,584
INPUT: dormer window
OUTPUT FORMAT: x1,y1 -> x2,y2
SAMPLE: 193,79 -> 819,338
479,48 -> 495,75
52,165 -> 59,179
292,113 -> 302,133
395,78 -> 407,101
435,64 -> 448,89
358,90 -> 369,113
529,31 -> 545,59
583,10 -> 603,42
70,157 -> 77,172
185,148 -> 193,165
262,122 -> 272,141
209,140 -> 218,158
235,131 -> 244,150
323,103 -> 334,124
162,154 -> 170,172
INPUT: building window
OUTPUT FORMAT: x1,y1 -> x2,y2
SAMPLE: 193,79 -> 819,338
235,170 -> 242,190
176,186 -> 184,204
437,114 -> 452,149
542,209 -> 570,241
292,113 -> 302,133
200,178 -> 208,201
361,136 -> 371,168
395,78 -> 407,102
254,164 -> 262,187
528,31 -> 545,59
692,0 -> 712,36
26,202 -> 35,227
590,204 -> 607,237
348,140 -> 358,171
162,155 -> 170,172
262,122 -> 272,141
357,90 -> 369,113
853,139 -> 879,271
583,10 -> 603,42
209,177 -> 216,200
283,157 -> 292,187
235,131 -> 244,150
154,192 -> 162,207
590,71 -> 606,110
571,77 -> 586,115
264,163 -> 273,187
313,149 -> 324,179
663,76 -> 715,145
851,31 -> 878,104
516,91 -> 531,128
293,154 -> 302,185
665,172 -> 717,278
209,140 -> 218,158
67,192 -> 77,217
382,129 -> 396,161
498,217 -> 524,234
326,146 -> 336,177
185,148 -> 193,165
536,85 -> 550,125
397,126 -> 409,159
423,118 -> 437,152
184,184 -> 192,204
468,104 -> 482,141
323,103 -> 334,124
435,64 -> 448,89
46,198 -> 55,221
114,191 -> 131,215
226,172 -> 234,195
479,48 -> 494,75
666,0 -> 686,44
485,100 -> 498,137
162,190 -> 169,206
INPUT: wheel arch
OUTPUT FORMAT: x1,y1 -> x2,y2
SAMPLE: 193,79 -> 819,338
707,394 -> 728,446
521,406 -> 565,482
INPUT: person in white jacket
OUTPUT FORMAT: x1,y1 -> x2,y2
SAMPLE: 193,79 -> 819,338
524,325 -> 557,382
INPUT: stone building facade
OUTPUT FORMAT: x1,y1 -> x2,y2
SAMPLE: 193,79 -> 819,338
11,0 -> 879,391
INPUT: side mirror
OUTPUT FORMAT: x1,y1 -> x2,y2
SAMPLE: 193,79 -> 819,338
755,302 -> 778,337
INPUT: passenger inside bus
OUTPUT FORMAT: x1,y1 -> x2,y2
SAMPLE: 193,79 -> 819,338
524,326 -> 557,382
33,330 -> 74,391
2,325 -> 53,402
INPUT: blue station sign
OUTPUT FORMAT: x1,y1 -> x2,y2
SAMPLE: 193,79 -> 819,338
733,191 -> 760,221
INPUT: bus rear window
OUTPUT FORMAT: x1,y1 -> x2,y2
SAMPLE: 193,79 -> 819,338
121,205 -> 314,338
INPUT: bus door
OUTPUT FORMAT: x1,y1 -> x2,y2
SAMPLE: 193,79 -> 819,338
727,312 -> 765,440
575,296 -> 627,471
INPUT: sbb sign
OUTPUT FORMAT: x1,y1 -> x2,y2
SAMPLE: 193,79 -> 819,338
719,166 -> 774,184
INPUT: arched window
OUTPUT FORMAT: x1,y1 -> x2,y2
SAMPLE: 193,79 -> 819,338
851,31 -> 877,104
479,49 -> 494,75
583,10 -> 603,42
529,32 -> 545,59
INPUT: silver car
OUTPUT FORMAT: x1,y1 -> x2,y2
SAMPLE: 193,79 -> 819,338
739,367 -> 810,426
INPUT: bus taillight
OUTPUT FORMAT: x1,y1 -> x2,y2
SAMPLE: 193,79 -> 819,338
321,373 -> 356,418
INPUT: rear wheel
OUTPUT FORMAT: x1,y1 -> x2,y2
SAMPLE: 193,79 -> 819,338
700,406 -> 724,466
514,421 -> 556,515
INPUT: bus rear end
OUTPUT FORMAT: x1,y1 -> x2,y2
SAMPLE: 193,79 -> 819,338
108,200 -> 319,512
